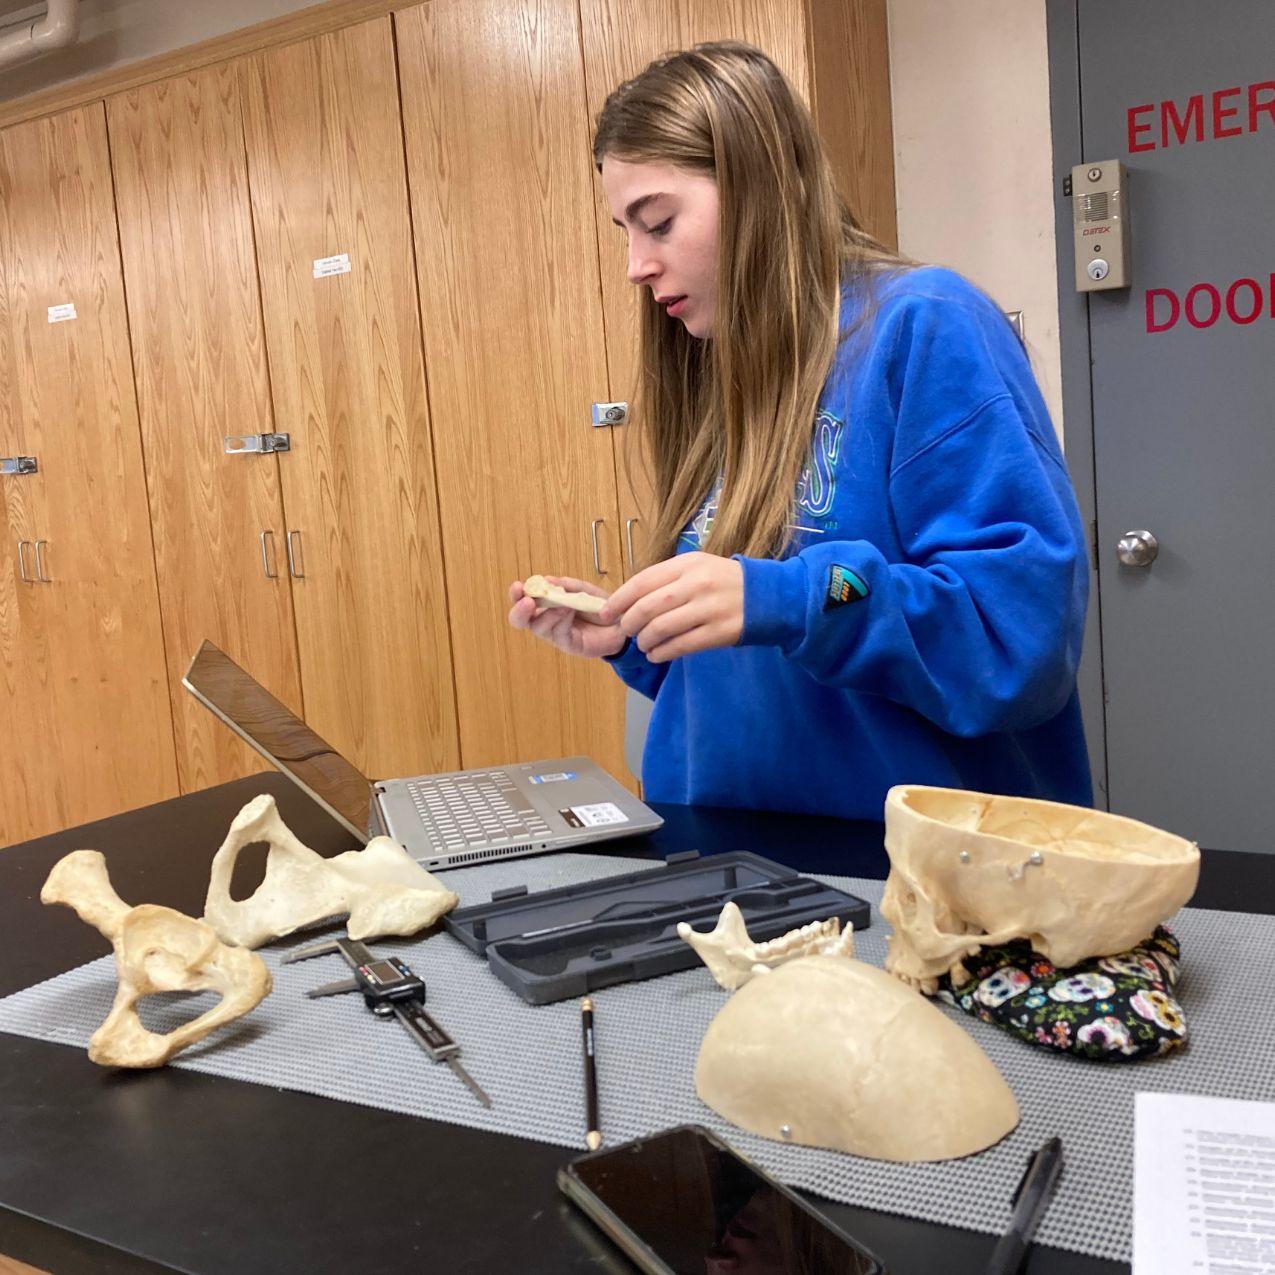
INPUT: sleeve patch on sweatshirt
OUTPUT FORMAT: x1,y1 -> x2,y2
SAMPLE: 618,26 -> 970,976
825,564 -> 870,609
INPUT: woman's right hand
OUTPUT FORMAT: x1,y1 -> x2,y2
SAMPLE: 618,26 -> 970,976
507,576 -> 628,659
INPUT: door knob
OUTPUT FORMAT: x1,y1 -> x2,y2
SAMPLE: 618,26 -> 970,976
1117,529 -> 1158,567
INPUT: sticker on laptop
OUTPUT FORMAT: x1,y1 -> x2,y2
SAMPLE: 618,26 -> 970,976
530,771 -> 577,784
559,802 -> 629,829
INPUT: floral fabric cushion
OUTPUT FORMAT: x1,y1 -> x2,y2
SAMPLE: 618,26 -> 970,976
935,926 -> 1186,1061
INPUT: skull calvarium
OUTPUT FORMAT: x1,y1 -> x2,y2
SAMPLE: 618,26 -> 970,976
695,956 -> 1020,1161
880,786 -> 1200,994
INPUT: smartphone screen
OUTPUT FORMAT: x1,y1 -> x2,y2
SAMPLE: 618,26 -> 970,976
561,1125 -> 885,1275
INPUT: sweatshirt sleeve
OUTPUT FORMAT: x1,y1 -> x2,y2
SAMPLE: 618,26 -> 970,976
737,288 -> 1088,738
604,637 -> 670,700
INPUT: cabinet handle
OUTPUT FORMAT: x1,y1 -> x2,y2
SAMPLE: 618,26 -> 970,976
625,517 -> 641,569
16,539 -> 32,584
34,539 -> 50,582
286,529 -> 305,579
260,529 -> 278,579
590,519 -> 607,576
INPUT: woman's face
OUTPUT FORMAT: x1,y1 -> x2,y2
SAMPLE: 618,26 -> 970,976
703,1190 -> 788,1275
601,157 -> 720,339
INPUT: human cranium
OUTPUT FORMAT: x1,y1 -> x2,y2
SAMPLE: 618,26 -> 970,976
880,785 -> 1200,994
203,794 -> 459,949
41,850 -> 271,1068
695,955 -> 1019,1162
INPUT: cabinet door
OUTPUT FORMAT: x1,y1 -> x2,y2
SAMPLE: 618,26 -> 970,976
0,449 -> 55,842
579,0 -> 811,580
397,0 -> 630,782
0,136 -> 61,845
580,0 -> 893,577
577,0 -> 682,580
108,64 -> 304,794
241,18 -> 460,780
677,0 -> 809,87
0,105 -> 177,843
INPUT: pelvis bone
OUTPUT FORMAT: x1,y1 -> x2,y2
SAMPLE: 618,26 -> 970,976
679,902 -> 855,990
204,794 -> 459,949
41,850 -> 271,1068
880,785 -> 1200,994
695,956 -> 1019,1161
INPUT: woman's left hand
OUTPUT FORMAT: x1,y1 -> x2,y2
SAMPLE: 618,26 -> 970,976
599,551 -> 744,662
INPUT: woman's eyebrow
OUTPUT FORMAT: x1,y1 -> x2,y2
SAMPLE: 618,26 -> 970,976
612,192 -> 668,227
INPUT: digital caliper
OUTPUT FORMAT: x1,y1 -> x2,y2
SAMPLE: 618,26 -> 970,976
285,936 -> 491,1108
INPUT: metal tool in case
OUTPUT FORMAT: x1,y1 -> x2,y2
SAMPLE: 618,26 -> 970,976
445,850 -> 873,1005
285,936 -> 491,1108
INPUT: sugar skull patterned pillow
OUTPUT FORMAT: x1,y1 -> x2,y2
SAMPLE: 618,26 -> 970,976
936,927 -> 1186,1061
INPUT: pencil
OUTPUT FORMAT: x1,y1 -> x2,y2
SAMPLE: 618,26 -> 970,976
582,996 -> 601,1150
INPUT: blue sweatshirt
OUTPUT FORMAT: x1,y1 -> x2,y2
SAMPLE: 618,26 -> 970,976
607,266 -> 1093,819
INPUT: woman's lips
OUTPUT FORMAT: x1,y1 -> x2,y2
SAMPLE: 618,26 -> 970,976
664,295 -> 688,317
703,1252 -> 739,1274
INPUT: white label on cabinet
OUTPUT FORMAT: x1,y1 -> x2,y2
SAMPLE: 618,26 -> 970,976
47,302 -> 77,323
312,253 -> 351,279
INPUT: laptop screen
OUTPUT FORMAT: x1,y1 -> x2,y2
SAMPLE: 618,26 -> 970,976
182,640 -> 371,841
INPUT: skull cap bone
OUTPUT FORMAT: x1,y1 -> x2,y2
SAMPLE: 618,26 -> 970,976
203,793 -> 459,948
41,849 -> 271,1068
695,956 -> 1019,1161
880,785 -> 1201,992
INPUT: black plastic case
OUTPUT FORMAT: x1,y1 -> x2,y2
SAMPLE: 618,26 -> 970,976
444,850 -> 871,1004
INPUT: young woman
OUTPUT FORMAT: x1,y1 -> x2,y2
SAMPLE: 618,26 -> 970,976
508,42 -> 1092,820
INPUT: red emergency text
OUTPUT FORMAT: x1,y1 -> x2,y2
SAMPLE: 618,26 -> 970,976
1128,81 -> 1275,152
1145,275 -> 1275,333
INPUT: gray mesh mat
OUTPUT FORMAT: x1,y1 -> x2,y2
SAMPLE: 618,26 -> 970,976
3,851 -> 1272,1265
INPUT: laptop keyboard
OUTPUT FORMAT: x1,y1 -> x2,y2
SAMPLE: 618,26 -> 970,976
407,771 -> 553,852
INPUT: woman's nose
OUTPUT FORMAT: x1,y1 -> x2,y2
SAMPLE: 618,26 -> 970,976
627,243 -> 658,286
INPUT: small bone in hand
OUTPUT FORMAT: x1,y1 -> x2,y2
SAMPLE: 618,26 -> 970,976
523,574 -> 607,615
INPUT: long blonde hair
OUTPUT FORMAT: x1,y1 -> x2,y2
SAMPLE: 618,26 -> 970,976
593,42 -> 905,562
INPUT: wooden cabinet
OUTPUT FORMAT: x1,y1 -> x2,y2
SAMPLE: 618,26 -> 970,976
109,24 -> 462,797
0,0 -> 894,840
396,0 -> 631,782
0,450 -> 54,842
0,105 -> 177,844
108,65 -> 304,794
240,19 -> 460,781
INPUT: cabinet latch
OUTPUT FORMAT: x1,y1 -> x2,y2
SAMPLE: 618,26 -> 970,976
591,402 -> 628,427
224,433 -> 291,455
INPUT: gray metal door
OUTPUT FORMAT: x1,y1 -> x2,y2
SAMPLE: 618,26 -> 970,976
1078,2 -> 1275,851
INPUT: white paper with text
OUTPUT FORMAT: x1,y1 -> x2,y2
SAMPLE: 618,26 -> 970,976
1135,1092 -> 1275,1273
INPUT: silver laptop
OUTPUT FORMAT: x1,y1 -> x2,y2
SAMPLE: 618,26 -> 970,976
182,640 -> 663,870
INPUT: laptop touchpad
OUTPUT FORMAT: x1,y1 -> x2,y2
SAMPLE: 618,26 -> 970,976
532,778 -> 629,829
